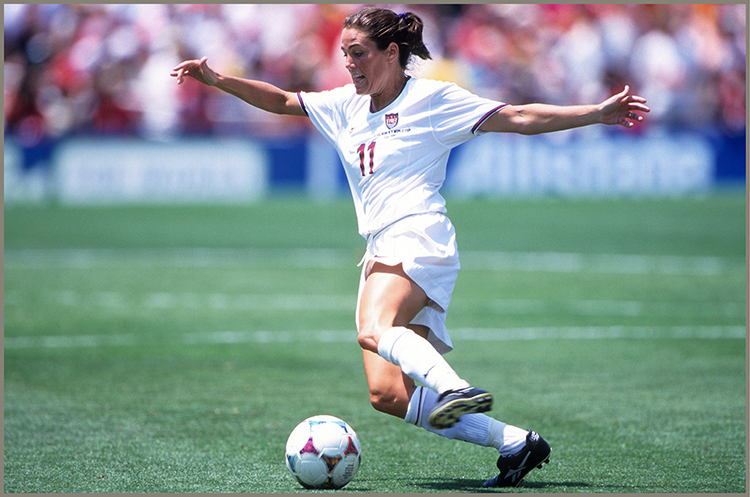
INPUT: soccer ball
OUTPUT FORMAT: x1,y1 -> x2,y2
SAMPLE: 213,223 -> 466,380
285,415 -> 361,489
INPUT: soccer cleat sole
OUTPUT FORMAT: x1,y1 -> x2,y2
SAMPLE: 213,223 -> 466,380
482,457 -> 550,488
427,392 -> 493,430
482,431 -> 551,488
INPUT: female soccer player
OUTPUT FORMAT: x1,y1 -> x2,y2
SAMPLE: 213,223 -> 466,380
172,7 -> 649,488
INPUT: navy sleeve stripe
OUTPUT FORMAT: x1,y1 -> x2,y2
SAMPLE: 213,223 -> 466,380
296,92 -> 309,116
471,104 -> 508,134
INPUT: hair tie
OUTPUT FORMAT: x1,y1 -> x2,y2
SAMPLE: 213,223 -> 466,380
398,13 -> 407,21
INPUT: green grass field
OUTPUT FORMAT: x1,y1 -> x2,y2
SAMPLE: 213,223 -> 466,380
4,193 -> 746,493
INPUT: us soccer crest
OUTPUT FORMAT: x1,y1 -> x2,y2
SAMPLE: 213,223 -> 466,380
385,113 -> 398,129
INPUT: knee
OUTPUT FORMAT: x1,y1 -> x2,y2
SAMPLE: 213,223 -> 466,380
357,321 -> 385,354
357,330 -> 379,353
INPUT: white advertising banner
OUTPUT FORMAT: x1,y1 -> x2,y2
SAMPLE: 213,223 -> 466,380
446,130 -> 714,197
53,138 -> 268,204
5,131 -> 721,205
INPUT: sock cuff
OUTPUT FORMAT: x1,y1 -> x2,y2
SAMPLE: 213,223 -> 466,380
404,385 -> 424,425
408,386 -> 495,448
377,326 -> 411,364
487,416 -> 507,451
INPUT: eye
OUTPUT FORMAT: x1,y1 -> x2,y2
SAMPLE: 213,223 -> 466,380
341,47 -> 365,59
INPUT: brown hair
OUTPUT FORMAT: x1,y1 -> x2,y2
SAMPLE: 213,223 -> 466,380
343,7 -> 431,70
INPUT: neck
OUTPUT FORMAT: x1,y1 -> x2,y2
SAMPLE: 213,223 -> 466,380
370,74 -> 409,112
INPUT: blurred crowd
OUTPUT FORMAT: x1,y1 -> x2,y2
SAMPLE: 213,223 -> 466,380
4,3 -> 746,147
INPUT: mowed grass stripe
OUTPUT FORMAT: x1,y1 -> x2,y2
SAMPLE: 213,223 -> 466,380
5,247 -> 743,275
5,325 -> 744,349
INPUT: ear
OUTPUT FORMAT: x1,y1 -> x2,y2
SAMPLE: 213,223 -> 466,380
386,42 -> 400,64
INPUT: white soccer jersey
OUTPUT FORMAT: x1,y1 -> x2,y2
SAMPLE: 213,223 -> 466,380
298,78 -> 505,238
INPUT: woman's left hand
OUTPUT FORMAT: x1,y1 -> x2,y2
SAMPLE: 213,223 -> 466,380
599,85 -> 650,128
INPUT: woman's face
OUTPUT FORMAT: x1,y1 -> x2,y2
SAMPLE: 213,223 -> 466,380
341,27 -> 398,97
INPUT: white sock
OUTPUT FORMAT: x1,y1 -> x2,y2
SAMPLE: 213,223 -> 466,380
404,386 -> 491,445
405,386 -> 528,456
491,418 -> 528,456
377,327 -> 470,394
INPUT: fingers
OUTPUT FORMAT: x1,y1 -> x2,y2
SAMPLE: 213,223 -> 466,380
617,85 -> 649,106
624,101 -> 650,127
170,58 -> 208,85
171,60 -> 194,75
172,60 -> 193,71
612,84 -> 630,100
621,86 -> 649,110
627,111 -> 644,123
170,62 -> 192,84
174,69 -> 186,85
630,102 -> 650,113
616,85 -> 650,127
621,108 -> 648,128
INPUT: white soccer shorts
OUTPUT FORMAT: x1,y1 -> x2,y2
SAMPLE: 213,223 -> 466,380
355,212 -> 460,354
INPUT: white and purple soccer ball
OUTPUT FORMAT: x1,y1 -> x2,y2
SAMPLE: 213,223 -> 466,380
285,415 -> 361,489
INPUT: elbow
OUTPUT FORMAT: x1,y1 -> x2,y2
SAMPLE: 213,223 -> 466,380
267,96 -> 291,115
507,110 -> 541,135
481,106 -> 542,135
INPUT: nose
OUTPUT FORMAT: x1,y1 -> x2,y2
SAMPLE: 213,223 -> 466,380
344,54 -> 355,70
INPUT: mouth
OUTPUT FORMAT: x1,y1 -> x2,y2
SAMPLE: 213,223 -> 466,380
351,74 -> 366,88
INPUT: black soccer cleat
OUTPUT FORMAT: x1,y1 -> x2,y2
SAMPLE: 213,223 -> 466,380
483,430 -> 551,488
427,387 -> 493,430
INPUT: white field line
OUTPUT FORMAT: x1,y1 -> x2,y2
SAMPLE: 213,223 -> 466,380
3,290 -> 355,311
450,326 -> 747,341
142,292 -> 354,311
183,326 -> 747,345
5,290 -> 745,320
3,248 -> 353,269
4,334 -> 139,349
4,326 -> 745,349
478,298 -> 745,318
4,248 -> 744,276
460,251 -> 744,276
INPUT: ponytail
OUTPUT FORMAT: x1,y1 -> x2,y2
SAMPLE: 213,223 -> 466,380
396,11 -> 431,67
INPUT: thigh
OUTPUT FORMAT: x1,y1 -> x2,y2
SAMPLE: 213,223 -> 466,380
357,262 -> 430,352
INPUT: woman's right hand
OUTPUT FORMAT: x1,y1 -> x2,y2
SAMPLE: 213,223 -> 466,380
170,56 -> 218,86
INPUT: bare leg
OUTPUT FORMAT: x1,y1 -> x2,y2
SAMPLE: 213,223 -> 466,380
357,262 -> 429,353
357,262 -> 431,417
361,320 -> 431,418
361,348 -> 413,418
357,262 -> 476,419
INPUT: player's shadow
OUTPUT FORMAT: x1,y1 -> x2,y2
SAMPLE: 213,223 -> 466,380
415,478 -> 591,492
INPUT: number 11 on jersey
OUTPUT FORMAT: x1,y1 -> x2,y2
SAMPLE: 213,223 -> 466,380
357,141 -> 376,176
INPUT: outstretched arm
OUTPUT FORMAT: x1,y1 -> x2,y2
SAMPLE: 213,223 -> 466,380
479,86 -> 649,135
170,57 -> 307,117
